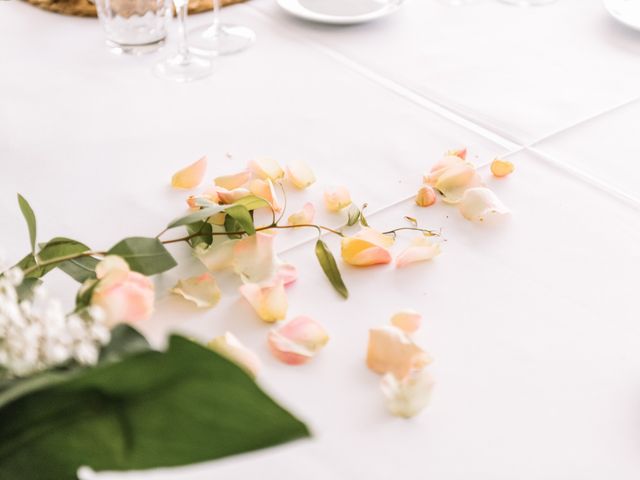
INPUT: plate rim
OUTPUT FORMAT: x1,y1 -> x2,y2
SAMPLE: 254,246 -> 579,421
276,0 -> 403,25
603,0 -> 640,31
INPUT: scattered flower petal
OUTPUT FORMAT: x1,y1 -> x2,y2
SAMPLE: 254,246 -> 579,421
249,178 -> 281,211
233,232 -> 279,284
458,187 -> 510,223
186,188 -> 219,209
286,160 -> 316,189
208,332 -> 261,377
341,227 -> 393,267
288,202 -> 315,226
366,325 -> 431,379
214,170 -> 251,190
490,158 -> 515,178
215,186 -> 251,204
380,369 -> 435,418
424,155 -> 468,186
240,279 -> 287,322
268,316 -> 329,365
171,273 -> 221,308
390,309 -> 422,334
248,158 -> 285,181
445,148 -> 467,160
434,163 -> 483,204
171,156 -> 207,189
323,186 -> 352,212
415,185 -> 436,207
195,239 -> 238,271
396,237 -> 441,268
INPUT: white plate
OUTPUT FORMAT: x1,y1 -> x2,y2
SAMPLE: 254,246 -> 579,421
603,0 -> 640,31
276,0 -> 404,25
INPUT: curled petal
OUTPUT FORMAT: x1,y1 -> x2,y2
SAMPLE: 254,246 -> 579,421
288,202 -> 315,226
424,155 -> 468,186
268,316 -> 329,365
240,280 -> 287,322
341,228 -> 393,267
415,185 -> 436,207
233,232 -> 278,284
490,158 -> 515,178
215,186 -> 252,204
390,309 -> 422,334
396,237 -> 441,268
195,239 -> 238,271
445,148 -> 467,160
286,160 -> 316,189
276,263 -> 298,286
367,326 -> 432,379
380,369 -> 435,418
323,186 -> 352,212
208,332 -> 261,377
248,158 -> 284,181
214,170 -> 251,190
171,156 -> 207,189
186,188 -> 219,209
434,163 -> 483,204
171,273 -> 221,308
459,187 -> 510,223
249,178 -> 281,211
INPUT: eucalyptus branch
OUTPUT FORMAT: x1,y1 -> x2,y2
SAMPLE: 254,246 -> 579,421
382,227 -> 440,237
21,251 -> 106,277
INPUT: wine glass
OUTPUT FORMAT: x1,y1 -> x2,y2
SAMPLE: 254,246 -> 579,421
498,0 -> 557,5
189,0 -> 256,56
154,0 -> 214,82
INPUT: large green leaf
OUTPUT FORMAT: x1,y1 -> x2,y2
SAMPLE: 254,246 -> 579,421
232,195 -> 271,211
17,194 -> 37,254
315,239 -> 348,299
224,204 -> 255,235
108,237 -> 177,275
17,238 -> 92,279
167,205 -> 225,229
0,336 -> 309,480
57,255 -> 98,283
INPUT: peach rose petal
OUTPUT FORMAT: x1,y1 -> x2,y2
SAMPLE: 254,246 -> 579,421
396,237 -> 441,268
240,279 -> 288,322
434,163 -> 483,204
215,186 -> 252,205
249,178 -> 281,211
276,263 -> 298,286
445,148 -> 467,160
490,158 -> 515,178
171,273 -> 221,308
171,156 -> 207,189
323,186 -> 352,212
195,239 -> 238,271
390,309 -> 422,334
233,232 -> 279,284
214,170 -> 251,190
95,255 -> 129,286
248,158 -> 285,181
341,228 -> 393,267
208,332 -> 261,378
366,326 -> 432,379
288,202 -> 315,226
268,316 -> 329,365
424,155 -> 468,186
286,160 -> 316,189
380,369 -> 435,418
459,187 -> 510,223
415,185 -> 436,207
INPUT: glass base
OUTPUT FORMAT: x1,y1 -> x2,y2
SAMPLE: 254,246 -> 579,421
189,23 -> 256,56
153,53 -> 214,83
499,0 -> 557,5
106,38 -> 165,55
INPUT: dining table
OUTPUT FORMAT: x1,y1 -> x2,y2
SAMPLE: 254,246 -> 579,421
2,0 -> 640,478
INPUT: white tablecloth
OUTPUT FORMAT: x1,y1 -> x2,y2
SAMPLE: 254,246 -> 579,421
2,0 -> 640,478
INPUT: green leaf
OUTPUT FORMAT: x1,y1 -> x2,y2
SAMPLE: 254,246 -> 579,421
0,336 -> 309,480
57,255 -> 98,283
17,194 -> 37,254
14,278 -> 42,301
18,238 -> 92,279
346,205 -> 361,227
224,204 -> 255,235
167,205 -> 225,229
108,237 -> 177,276
98,325 -> 151,365
223,214 -> 244,239
314,239 -> 348,299
233,195 -> 271,211
359,203 -> 370,227
186,221 -> 213,248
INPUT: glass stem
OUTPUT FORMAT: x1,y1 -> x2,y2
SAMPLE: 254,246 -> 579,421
176,1 -> 190,60
211,0 -> 221,33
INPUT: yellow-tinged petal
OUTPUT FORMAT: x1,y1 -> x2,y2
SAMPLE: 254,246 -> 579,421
288,202 -> 315,226
445,147 -> 467,160
415,185 -> 436,207
186,188 -> 219,209
458,187 -> 510,223
396,237 -> 441,268
268,316 -> 329,365
390,309 -> 422,334
248,158 -> 284,181
341,228 -> 393,267
380,369 -> 435,418
208,332 -> 261,377
233,232 -> 278,284
171,156 -> 207,189
171,273 -> 221,308
490,158 -> 515,178
434,163 -> 483,204
424,155 -> 468,186
240,279 -> 287,322
215,186 -> 252,204
249,178 -> 281,211
195,239 -> 238,271
286,160 -> 316,189
323,186 -> 352,212
367,325 -> 432,379
95,255 -> 130,289
214,170 -> 251,190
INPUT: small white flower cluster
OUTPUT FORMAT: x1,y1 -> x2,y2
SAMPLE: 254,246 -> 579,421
0,267 -> 111,378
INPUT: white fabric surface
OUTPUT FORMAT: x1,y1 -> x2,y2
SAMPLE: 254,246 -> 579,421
1,0 -> 640,478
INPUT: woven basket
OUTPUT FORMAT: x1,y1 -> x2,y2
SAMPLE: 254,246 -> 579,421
24,0 -> 246,17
